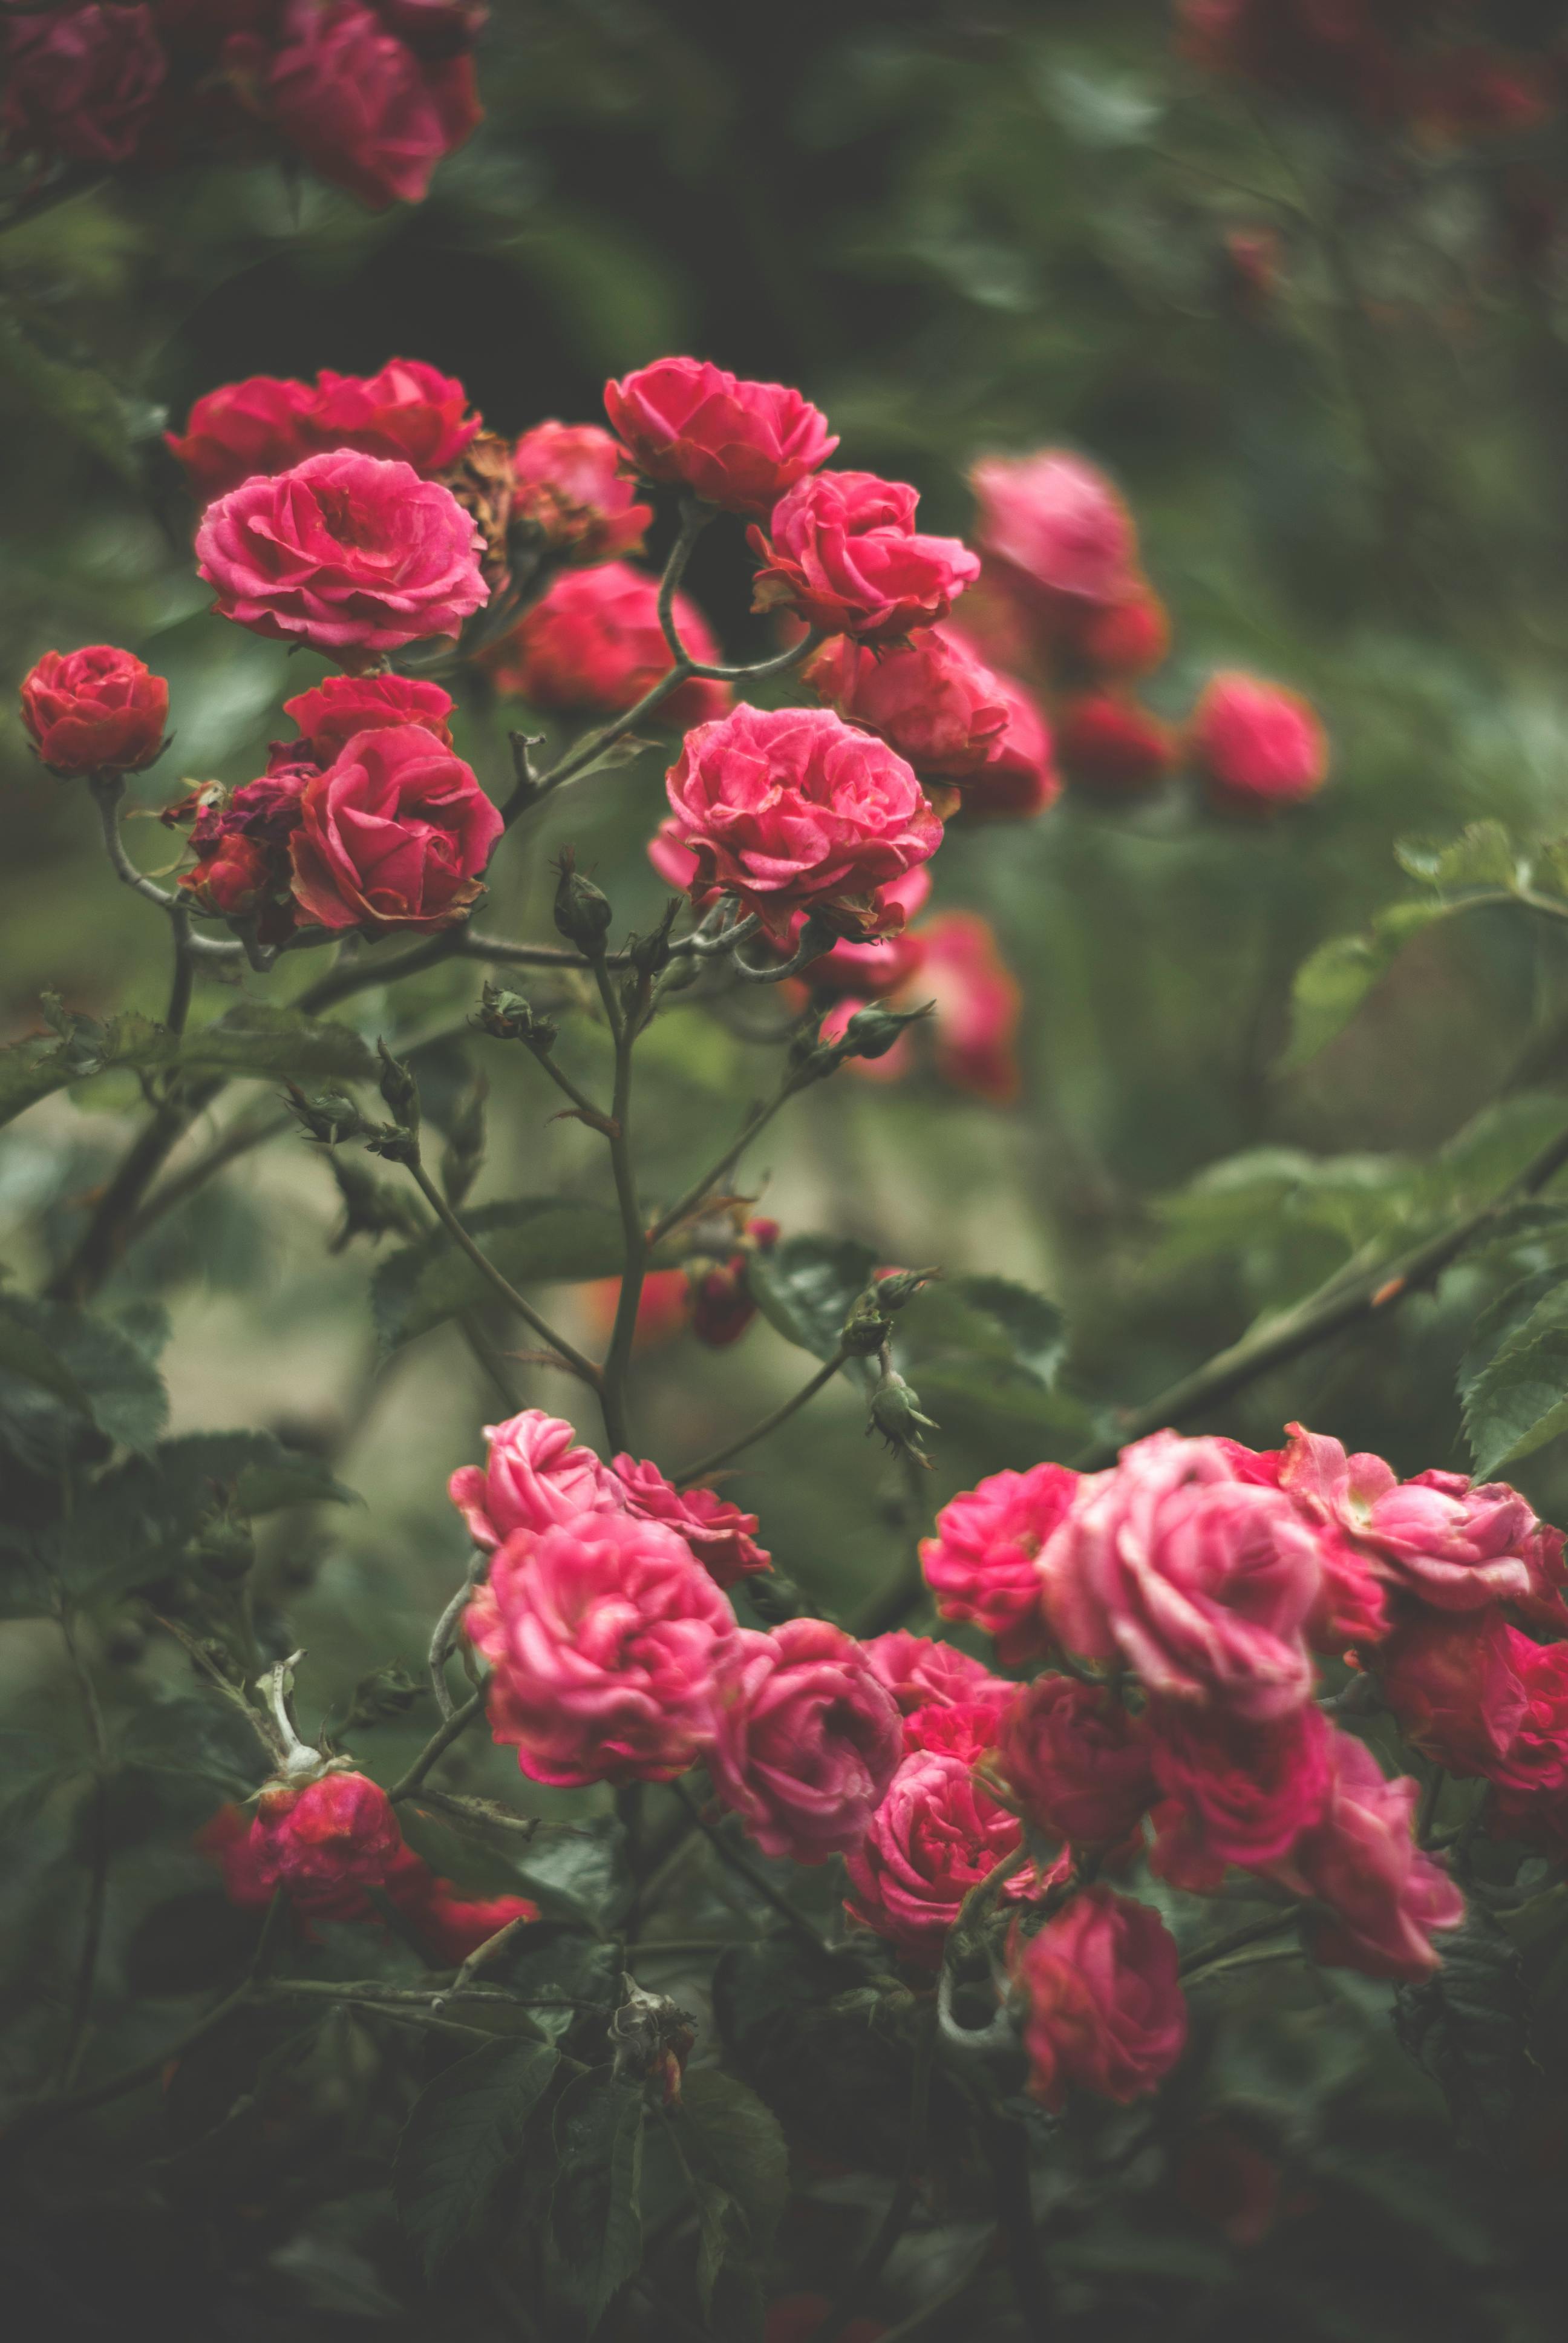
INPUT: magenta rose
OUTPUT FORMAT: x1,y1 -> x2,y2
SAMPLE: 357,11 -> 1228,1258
486,561 -> 729,730
1147,1700 -> 1332,1892
180,760 -> 311,940
844,1750 -> 1027,1967
197,450 -> 487,664
20,645 -> 169,778
610,1455 -> 770,1588
1484,1632 -> 1568,1847
464,1513 -> 737,1788
2,4 -> 165,167
605,356 -> 837,518
1273,1727 -> 1464,1981
903,1693 -> 1013,1766
861,1630 -> 1011,1724
251,1771 -> 402,1907
1191,672 -> 1328,813
952,664 -> 1061,821
707,1617 -> 903,1863
309,357 -> 480,472
448,1408 -> 619,1549
511,420 -> 652,561
664,704 -> 943,945
1216,1432 -> 1388,1650
1008,1885 -> 1187,2112
288,724 -> 501,934
806,629 -> 1009,779
970,450 -> 1138,610
995,1674 -> 1155,1849
166,375 -> 321,503
750,471 -> 979,642
921,1461 -> 1079,1665
1038,1431 -> 1324,1721
282,671 -> 455,761
1374,1606 -> 1529,1775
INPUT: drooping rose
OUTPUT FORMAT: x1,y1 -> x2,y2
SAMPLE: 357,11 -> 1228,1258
1374,1606 -> 1529,1775
921,1461 -> 1079,1665
664,704 -> 942,945
20,645 -> 168,778
604,356 -> 837,518
465,1513 -> 737,1788
196,1801 -> 277,1910
250,1771 -> 402,1906
448,1408 -> 619,1550
1038,1431 -> 1323,1720
1147,1700 -> 1331,1892
485,561 -> 728,730
511,420 -> 652,560
1,4 -> 166,167
309,357 -> 480,472
707,1617 -> 903,1863
805,629 -> 1008,778
611,1453 -> 771,1587
844,1749 -> 1027,1967
1008,1885 -> 1187,2111
166,375 -> 321,503
1191,672 -> 1328,813
282,671 -> 455,761
751,472 -> 979,643
196,450 -> 488,664
995,1674 -> 1155,1848
918,912 -> 1024,1105
970,450 -> 1140,612
861,1630 -> 1012,1726
1274,1727 -> 1463,1980
1056,693 -> 1175,793
289,723 -> 501,932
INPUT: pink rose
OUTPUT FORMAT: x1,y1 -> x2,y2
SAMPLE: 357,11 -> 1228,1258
610,1454 -> 770,1588
903,1693 -> 1013,1766
1276,1728 -> 1464,1981
844,1749 -> 1027,1967
1009,1885 -> 1187,2111
286,724 -> 500,934
918,912 -> 1024,1106
921,1461 -> 1079,1665
448,1409 -> 619,1548
1057,693 -> 1175,793
485,561 -> 729,730
750,471 -> 979,643
2,4 -> 165,167
166,375 -> 321,502
995,1675 -> 1155,1848
953,666 -> 1060,821
282,671 -> 455,761
464,1513 -> 736,1788
1374,1607 -> 1528,1774
861,1629 -> 1013,1722
251,1771 -> 402,1908
20,645 -> 168,778
511,420 -> 652,560
1484,1631 -> 1568,1847
605,356 -> 837,518
1278,1424 -> 1543,1615
664,704 -> 942,945
707,1617 -> 903,1863
196,1802 -> 277,1911
196,450 -> 488,664
970,451 -> 1139,611
308,358 -> 480,472
1191,672 -> 1328,812
1148,1701 -> 1332,1892
1060,589 -> 1171,681
1215,1433 -> 1387,1649
1038,1431 -> 1323,1720
805,629 -> 1008,778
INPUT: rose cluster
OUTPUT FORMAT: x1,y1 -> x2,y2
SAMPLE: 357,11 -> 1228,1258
0,2 -> 483,211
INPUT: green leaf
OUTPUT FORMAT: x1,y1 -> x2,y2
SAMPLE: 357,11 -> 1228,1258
176,1003 -> 378,1087
393,2037 -> 560,2278
1281,900 -> 1463,1072
62,1430 -> 354,1601
1394,820 -> 1527,892
372,1197 -> 637,1348
0,301 -> 162,481
1457,1270 -> 1568,1404
897,1272 -> 1067,1424
552,2074 -> 645,2332
1460,1289 -> 1568,1479
1394,1915 -> 1536,2155
746,1234 -> 878,1361
0,1296 -> 168,1454
0,1000 -> 374,1132
676,2067 -> 789,2269
514,1816 -> 633,1931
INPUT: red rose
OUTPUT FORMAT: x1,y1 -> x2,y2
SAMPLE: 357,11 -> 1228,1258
283,671 -> 455,760
664,704 -> 942,945
182,829 -> 278,923
708,1617 -> 903,1864
165,375 -> 321,503
1191,672 -> 1328,812
251,1770 -> 402,1907
1063,589 -> 1171,680
806,629 -> 1008,778
610,1453 -> 771,1588
750,471 -> 979,643
995,1674 -> 1155,1848
1057,693 -> 1175,793
196,449 -> 488,664
2,4 -> 166,166
844,1749 -> 1027,1967
289,723 -> 501,933
1147,1700 -> 1331,1892
486,561 -> 729,730
1484,1632 -> 1568,1847
1375,1606 -> 1529,1775
20,644 -> 169,778
953,666 -> 1060,821
177,759 -> 311,939
861,1630 -> 1011,1727
921,1461 -> 1079,1665
1273,1727 -> 1463,1980
1009,1885 -> 1187,2111
605,356 -> 837,518
903,1693 -> 1013,1766
309,357 -> 480,472
511,420 -> 652,561
688,1254 -> 759,1348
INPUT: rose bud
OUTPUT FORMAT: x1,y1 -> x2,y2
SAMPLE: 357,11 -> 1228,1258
751,471 -> 979,643
690,1251 -> 768,1348
182,830 -> 278,923
250,1770 -> 403,1909
952,667 -> 1060,821
1271,1728 -> 1463,1981
166,374 -> 321,503
664,704 -> 942,945
281,672 -> 456,761
288,724 -> 501,933
511,419 -> 653,561
921,1461 -> 1079,1665
844,1749 -> 1028,1967
1008,1885 -> 1187,2111
196,451 -> 488,666
707,1617 -> 903,1863
308,356 -> 480,473
970,448 -> 1140,614
485,561 -> 729,730
463,1513 -> 737,1786
1056,693 -> 1175,793
605,356 -> 837,518
611,1453 -> 771,1587
1,3 -> 166,168
994,1674 -> 1155,1847
806,629 -> 1008,778
20,645 -> 169,778
1146,1700 -> 1331,1892
1190,672 -> 1328,813
448,1407 -> 620,1548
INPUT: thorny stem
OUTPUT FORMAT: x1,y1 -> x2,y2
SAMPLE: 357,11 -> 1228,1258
406,1159 -> 601,1391
671,1777 -> 831,1956
89,775 -> 241,965
678,1347 -> 849,1487
387,1686 -> 486,1804
645,1075 -> 805,1248
165,906 -> 196,1036
428,1550 -> 489,1723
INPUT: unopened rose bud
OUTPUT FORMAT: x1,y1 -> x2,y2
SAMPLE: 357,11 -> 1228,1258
837,1001 -> 933,1064
609,1974 -> 697,2100
841,1288 -> 894,1357
554,848 -> 613,954
474,980 -> 558,1051
867,1366 -> 938,1464
875,1267 -> 941,1312
377,1039 -> 421,1133
342,1663 -> 423,1729
286,1084 -> 366,1148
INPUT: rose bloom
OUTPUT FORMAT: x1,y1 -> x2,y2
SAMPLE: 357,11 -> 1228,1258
995,1674 -> 1155,1847
844,1749 -> 1027,1967
1374,1606 -> 1528,1775
919,912 -> 1024,1105
806,629 -> 1008,779
610,1453 -> 771,1588
465,1512 -> 737,1788
1485,1632 -> 1568,1848
1057,693 -> 1175,793
1273,1727 -> 1463,1981
288,723 -> 500,933
664,704 -> 942,945
904,1693 -> 1013,1766
707,1617 -> 903,1863
1038,1431 -> 1324,1721
861,1629 -> 1012,1726
921,1461 -> 1079,1665
183,830 -> 279,925
20,645 -> 168,777
1,4 -> 166,168
485,561 -> 729,730
282,670 -> 455,760
1008,1885 -> 1187,2112
448,1407 -> 619,1548
251,1771 -> 402,1906
166,375 -> 321,502
197,450 -> 488,664
1148,1700 -> 1331,1892
751,471 -> 979,643
970,450 -> 1139,611
1192,672 -> 1328,813
1214,1432 -> 1387,1650
1060,588 -> 1171,681
511,420 -> 652,560
953,667 -> 1060,821
605,356 -> 837,518
309,357 -> 479,471
177,758 -> 312,939
795,867 -> 933,1000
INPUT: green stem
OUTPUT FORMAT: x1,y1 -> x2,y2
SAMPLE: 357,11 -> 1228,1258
979,2112 -> 1053,2332
671,1777 -> 830,1956
646,1078 -> 803,1249
406,1159 -> 601,1391
1178,1910 -> 1301,1979
387,1687 -> 486,1804
678,1348 -> 849,1487
593,954 -> 646,1457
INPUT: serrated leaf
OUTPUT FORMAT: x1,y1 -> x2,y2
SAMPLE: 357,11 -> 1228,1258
62,1430 -> 354,1601
678,2068 -> 789,2262
0,1000 -> 373,1132
746,1234 -> 878,1361
1394,1915 -> 1535,2155
0,1296 -> 167,1454
372,1197 -> 637,1348
393,2037 -> 559,2278
1280,900 -> 1463,1072
552,2074 -> 645,2331
513,1816 -> 632,1931
1461,1297 -> 1568,1480
1394,821 -> 1526,893
1457,1271 -> 1568,1404
177,1003 -> 378,1087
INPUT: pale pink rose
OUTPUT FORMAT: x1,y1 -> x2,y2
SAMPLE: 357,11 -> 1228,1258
1008,1885 -> 1187,2111
707,1617 -> 903,1863
464,1514 -> 736,1788
1273,1728 -> 1464,1981
1215,1432 -> 1388,1650
995,1674 -> 1155,1848
448,1408 -> 619,1548
844,1749 -> 1028,1967
920,1461 -> 1079,1665
970,450 -> 1139,609
610,1453 -> 771,1587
